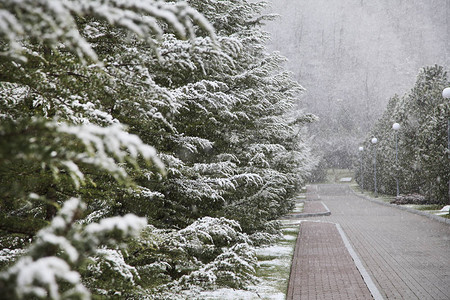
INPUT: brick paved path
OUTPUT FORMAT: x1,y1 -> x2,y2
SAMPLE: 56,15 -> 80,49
285,201 -> 330,219
301,184 -> 450,299
303,201 -> 329,215
287,221 -> 373,299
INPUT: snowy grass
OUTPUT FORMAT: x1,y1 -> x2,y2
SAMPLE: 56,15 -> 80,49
350,183 -> 395,203
412,204 -> 443,211
251,225 -> 299,298
325,169 -> 354,184
199,224 -> 299,299
0,248 -> 25,264
351,184 -> 450,219
291,202 -> 304,213
401,204 -> 450,218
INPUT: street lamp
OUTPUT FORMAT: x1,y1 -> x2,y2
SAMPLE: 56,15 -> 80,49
371,137 -> 378,198
392,123 -> 400,197
443,88 -> 450,158
359,146 -> 364,193
443,87 -> 450,207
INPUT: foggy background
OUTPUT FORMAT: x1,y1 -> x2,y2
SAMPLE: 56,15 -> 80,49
264,0 -> 450,169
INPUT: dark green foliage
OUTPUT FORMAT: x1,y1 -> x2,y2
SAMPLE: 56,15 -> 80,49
356,65 -> 449,204
0,0 -> 315,298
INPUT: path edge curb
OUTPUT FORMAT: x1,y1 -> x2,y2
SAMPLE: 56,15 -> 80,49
335,223 -> 384,300
349,187 -> 450,226
283,201 -> 331,218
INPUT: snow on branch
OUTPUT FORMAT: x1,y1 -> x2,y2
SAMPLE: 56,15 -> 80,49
84,214 -> 147,243
0,198 -> 148,299
5,256 -> 89,300
175,135 -> 214,154
179,217 -> 246,246
228,173 -> 264,186
248,143 -> 286,155
178,243 -> 257,289
88,248 -> 140,285
52,122 -> 164,182
192,161 -> 236,176
174,178 -> 224,202
0,0 -> 216,62
0,0 -> 97,62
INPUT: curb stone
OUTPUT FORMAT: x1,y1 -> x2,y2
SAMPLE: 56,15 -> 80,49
350,187 -> 450,226
283,201 -> 331,218
335,223 -> 384,300
286,220 -> 382,300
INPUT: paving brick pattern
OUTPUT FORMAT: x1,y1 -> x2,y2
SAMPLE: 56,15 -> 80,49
306,185 -> 321,201
303,201 -> 328,215
287,221 -> 373,300
308,184 -> 450,300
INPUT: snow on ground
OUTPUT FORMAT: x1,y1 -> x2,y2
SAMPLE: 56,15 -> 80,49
283,234 -> 297,241
0,248 -> 25,262
279,220 -> 302,227
199,224 -> 299,299
291,202 -> 304,213
199,288 -> 260,300
255,244 -> 293,258
402,204 -> 449,217
259,258 -> 291,268
339,177 -> 352,182
199,287 -> 286,300
435,212 -> 449,216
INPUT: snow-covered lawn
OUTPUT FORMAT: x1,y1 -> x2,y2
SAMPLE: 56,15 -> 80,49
0,248 -> 25,263
291,202 -> 304,213
402,204 -> 450,217
199,224 -> 299,299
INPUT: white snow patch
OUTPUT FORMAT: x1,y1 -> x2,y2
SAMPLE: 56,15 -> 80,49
285,201 -> 305,214
259,258 -> 291,268
199,288 -> 259,299
255,245 -> 292,258
279,220 -> 302,227
0,248 -> 25,262
85,214 -> 147,236
92,248 -> 139,284
440,205 -> 450,212
10,256 -> 88,299
281,226 -> 300,233
282,234 -> 297,241
435,212 -> 449,216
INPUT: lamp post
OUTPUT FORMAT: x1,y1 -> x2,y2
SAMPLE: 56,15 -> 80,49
392,123 -> 400,197
371,137 -> 378,198
359,146 -> 364,193
443,88 -> 450,157
442,87 -> 450,206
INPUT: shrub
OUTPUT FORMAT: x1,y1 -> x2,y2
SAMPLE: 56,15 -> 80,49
390,193 -> 428,205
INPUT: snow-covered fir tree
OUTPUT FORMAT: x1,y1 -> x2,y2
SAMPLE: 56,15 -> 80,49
356,65 -> 449,203
0,0 -> 316,298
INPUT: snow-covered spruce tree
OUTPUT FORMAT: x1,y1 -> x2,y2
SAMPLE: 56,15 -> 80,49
130,0 -> 316,234
76,0 -> 316,295
0,198 -> 147,299
1,0 -> 316,297
81,0 -> 316,234
81,0 -> 314,295
0,0 -> 214,233
356,65 -> 449,203
355,95 -> 402,195
0,0 -> 219,298
122,217 -> 258,298
186,0 -> 316,234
